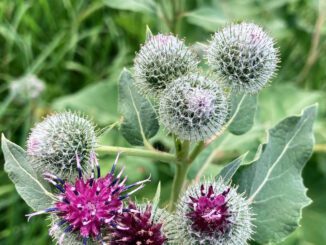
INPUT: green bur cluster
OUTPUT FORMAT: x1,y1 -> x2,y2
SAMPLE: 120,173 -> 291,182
134,34 -> 198,98
159,74 -> 228,142
207,22 -> 279,93
134,23 -> 278,142
2,18 -> 317,245
27,112 -> 97,178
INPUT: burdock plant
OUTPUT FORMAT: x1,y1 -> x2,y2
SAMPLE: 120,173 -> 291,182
106,202 -> 175,244
159,74 -> 228,142
134,33 -> 198,98
1,22 -> 317,245
207,22 -> 279,93
175,179 -> 253,244
26,154 -> 150,244
27,112 -> 97,179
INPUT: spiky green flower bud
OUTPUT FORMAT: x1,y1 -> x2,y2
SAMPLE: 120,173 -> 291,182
158,74 -> 228,142
27,112 -> 97,179
207,22 -> 279,93
134,34 -> 198,98
175,179 -> 254,244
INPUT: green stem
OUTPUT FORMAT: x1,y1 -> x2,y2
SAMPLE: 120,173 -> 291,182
176,139 -> 190,161
96,145 -> 176,163
188,141 -> 205,163
169,162 -> 190,211
169,139 -> 191,211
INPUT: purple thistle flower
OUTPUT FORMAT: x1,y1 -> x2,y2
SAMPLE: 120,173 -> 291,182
175,180 -> 253,244
26,154 -> 150,244
108,202 -> 168,245
187,184 -> 230,235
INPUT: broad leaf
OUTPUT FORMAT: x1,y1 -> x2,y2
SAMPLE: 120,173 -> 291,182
118,69 -> 159,146
258,84 -> 321,126
52,81 -> 119,125
188,92 -> 257,180
228,93 -> 257,135
1,134 -> 54,211
185,7 -> 226,32
104,0 -> 156,14
216,153 -> 247,183
233,105 -> 317,244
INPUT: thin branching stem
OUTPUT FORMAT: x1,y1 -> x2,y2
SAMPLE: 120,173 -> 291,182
96,145 -> 177,163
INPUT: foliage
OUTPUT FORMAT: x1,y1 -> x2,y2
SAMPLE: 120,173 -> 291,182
0,0 -> 325,245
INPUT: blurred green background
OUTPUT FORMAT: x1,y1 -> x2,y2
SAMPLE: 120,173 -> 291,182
0,0 -> 325,244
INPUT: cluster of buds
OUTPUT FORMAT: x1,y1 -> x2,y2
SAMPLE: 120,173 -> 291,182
24,20 -> 278,244
25,111 -> 254,244
133,22 -> 278,142
26,153 -> 172,244
26,112 -> 174,244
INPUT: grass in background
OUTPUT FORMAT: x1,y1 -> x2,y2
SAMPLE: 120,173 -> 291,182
0,0 -> 325,244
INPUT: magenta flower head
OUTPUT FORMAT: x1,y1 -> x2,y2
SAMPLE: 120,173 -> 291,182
107,202 -> 174,244
175,179 -> 253,244
26,154 -> 150,244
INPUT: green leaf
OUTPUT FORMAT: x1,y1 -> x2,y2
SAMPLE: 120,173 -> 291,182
1,134 -> 54,211
188,93 -> 257,180
233,105 -> 317,244
152,182 -> 161,212
228,93 -> 257,135
104,0 -> 156,14
258,84 -> 321,127
52,81 -> 119,126
188,92 -> 257,180
185,7 -> 226,32
118,68 -> 159,146
216,153 -> 247,183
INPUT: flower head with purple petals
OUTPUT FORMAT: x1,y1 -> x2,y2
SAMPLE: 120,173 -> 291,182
187,184 -> 230,235
26,154 -> 150,245
108,202 -> 168,245
175,179 -> 253,245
